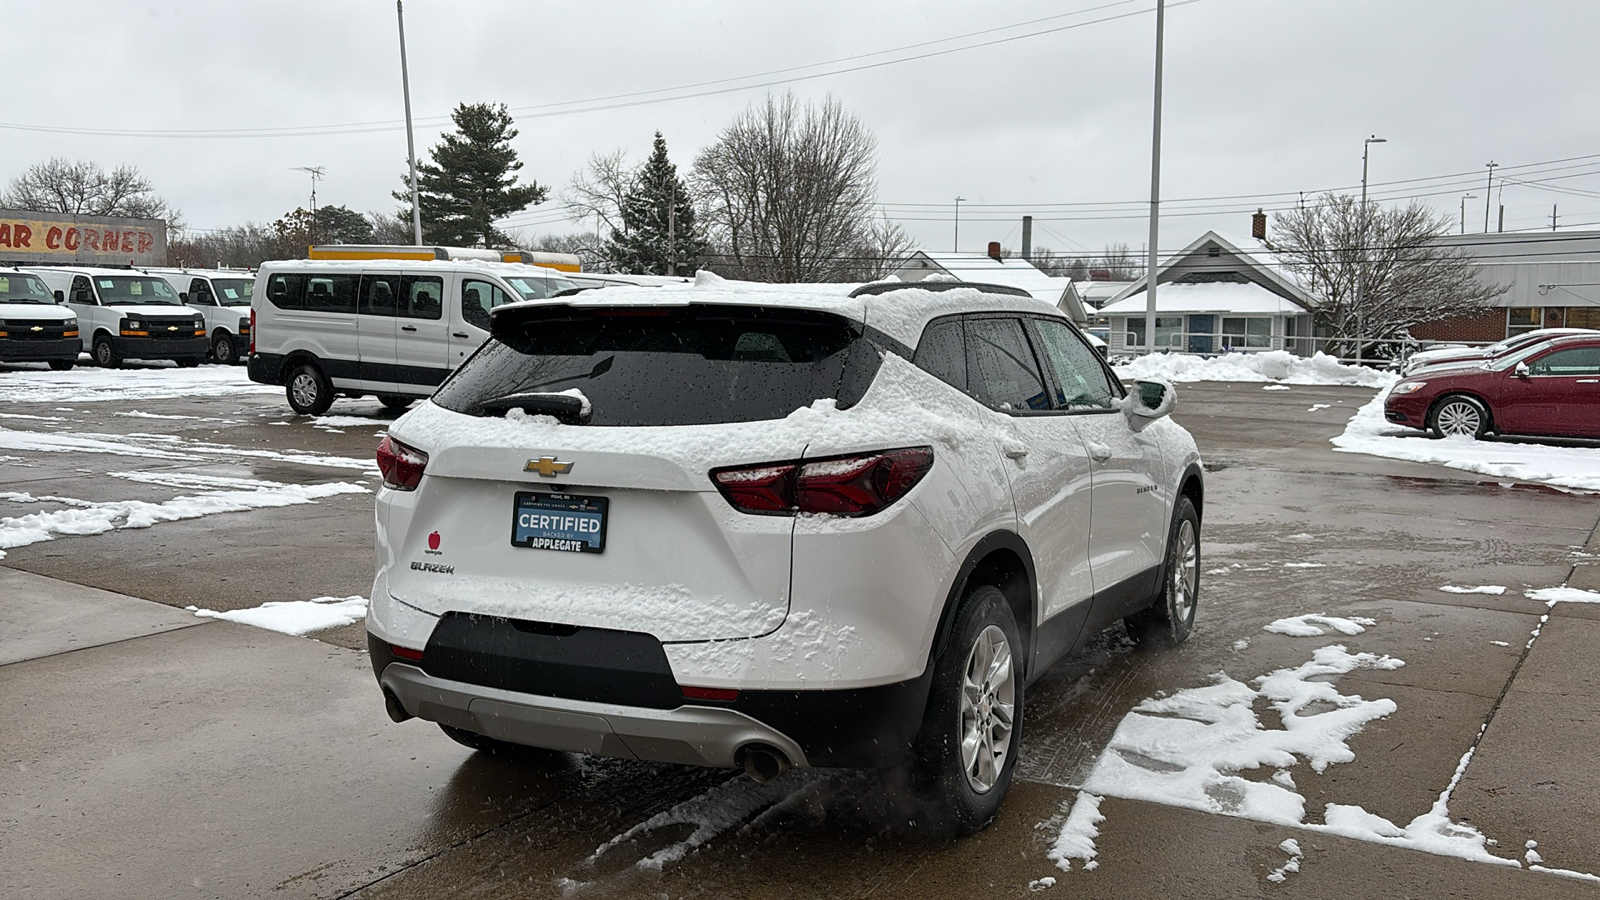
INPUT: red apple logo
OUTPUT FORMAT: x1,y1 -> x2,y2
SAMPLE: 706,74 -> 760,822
427,531 -> 441,551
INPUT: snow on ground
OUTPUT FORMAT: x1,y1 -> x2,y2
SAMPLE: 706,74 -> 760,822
1267,838 -> 1304,883
1525,587 -> 1600,607
1263,614 -> 1377,636
1332,392 -> 1600,493
0,477 -> 367,560
1440,585 -> 1507,595
1115,350 -> 1399,388
188,596 -> 367,635
0,426 -> 377,472
1047,792 -> 1105,872
1,364 -> 279,404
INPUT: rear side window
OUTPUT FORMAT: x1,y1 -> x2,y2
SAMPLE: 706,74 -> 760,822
965,317 -> 1050,412
265,273 -> 357,313
401,276 -> 444,321
913,318 -> 968,394
433,305 -> 878,426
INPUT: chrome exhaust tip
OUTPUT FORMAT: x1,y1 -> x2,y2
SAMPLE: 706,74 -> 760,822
739,744 -> 791,784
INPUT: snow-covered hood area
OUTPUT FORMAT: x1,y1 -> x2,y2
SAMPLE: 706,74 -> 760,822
389,353 -> 991,488
0,303 -> 75,322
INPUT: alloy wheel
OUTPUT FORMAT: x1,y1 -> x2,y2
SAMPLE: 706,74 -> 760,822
958,624 -> 1016,793
1171,517 -> 1198,623
1436,400 -> 1482,437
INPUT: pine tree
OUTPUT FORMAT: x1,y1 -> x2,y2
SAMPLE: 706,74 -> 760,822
606,133 -> 707,275
393,103 -> 545,246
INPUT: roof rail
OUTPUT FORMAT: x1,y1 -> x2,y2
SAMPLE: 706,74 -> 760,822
848,280 -> 1033,299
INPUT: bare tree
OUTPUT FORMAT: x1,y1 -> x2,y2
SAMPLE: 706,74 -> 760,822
560,149 -> 634,239
4,158 -> 182,227
167,223 -> 280,268
691,93 -> 884,282
844,216 -> 916,281
1096,242 -> 1140,280
1273,193 -> 1505,356
367,210 -> 414,245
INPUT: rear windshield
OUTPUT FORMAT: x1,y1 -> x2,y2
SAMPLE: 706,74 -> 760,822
433,305 -> 882,426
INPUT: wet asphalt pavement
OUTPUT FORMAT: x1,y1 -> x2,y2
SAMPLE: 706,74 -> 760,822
2,364 -> 1598,899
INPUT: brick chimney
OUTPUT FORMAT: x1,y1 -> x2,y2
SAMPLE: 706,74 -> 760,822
1251,208 -> 1267,241
987,241 -> 1003,261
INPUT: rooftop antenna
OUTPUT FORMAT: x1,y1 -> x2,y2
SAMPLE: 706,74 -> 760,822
292,166 -> 326,246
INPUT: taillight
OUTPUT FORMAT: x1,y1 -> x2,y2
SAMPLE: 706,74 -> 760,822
712,447 -> 932,517
682,685 -> 739,701
376,435 -> 428,490
248,309 -> 256,355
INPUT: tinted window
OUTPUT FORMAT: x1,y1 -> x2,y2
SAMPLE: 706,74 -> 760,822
361,274 -> 400,317
462,279 -> 510,331
265,273 -> 305,310
305,275 -> 358,314
433,305 -> 875,426
1529,346 -> 1600,376
914,318 -> 967,394
965,317 -> 1050,412
401,275 -> 444,321
1032,318 -> 1119,410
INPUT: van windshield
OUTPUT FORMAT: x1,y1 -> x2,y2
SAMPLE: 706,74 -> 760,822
505,272 -> 580,300
95,276 -> 184,306
211,278 -> 254,306
0,273 -> 54,303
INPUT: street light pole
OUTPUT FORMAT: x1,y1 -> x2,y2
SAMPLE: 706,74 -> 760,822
953,197 -> 965,253
1355,135 -> 1386,366
1460,194 -> 1475,235
1483,161 -> 1497,233
397,0 -> 423,246
1143,0 -> 1165,356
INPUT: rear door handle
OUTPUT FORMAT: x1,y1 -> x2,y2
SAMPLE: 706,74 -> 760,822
400,325 -> 418,332
452,332 -> 469,339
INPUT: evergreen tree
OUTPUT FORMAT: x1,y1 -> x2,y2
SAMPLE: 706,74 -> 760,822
606,133 -> 707,275
393,103 -> 545,246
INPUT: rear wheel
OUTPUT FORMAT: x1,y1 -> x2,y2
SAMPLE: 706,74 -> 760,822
378,394 -> 414,411
93,334 -> 120,369
212,332 -> 237,365
1128,496 -> 1200,646
910,585 -> 1022,834
1428,395 -> 1489,439
47,359 -> 74,371
286,362 -> 334,415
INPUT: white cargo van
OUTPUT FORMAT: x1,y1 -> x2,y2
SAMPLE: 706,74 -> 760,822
145,267 -> 254,365
24,265 -> 207,368
248,259 -> 582,415
0,267 -> 81,370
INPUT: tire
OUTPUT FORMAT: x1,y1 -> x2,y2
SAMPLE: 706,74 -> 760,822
93,335 -> 121,369
910,585 -> 1023,834
47,359 -> 74,371
438,723 -> 566,763
1128,495 -> 1201,646
1428,394 -> 1489,439
378,394 -> 414,411
286,362 -> 335,416
176,358 -> 202,368
212,333 -> 236,366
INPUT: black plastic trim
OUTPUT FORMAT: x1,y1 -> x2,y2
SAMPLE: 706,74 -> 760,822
0,338 -> 80,361
930,530 -> 1038,677
248,351 -> 286,385
728,676 -> 935,768
367,630 -> 396,680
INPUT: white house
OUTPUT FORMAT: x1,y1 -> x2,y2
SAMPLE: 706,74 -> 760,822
891,246 -> 1088,323
1099,231 -> 1318,355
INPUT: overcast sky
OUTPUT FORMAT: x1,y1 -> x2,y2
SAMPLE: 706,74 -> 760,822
7,0 -> 1598,259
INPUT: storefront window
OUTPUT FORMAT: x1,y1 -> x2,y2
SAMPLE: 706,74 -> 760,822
1506,307 -> 1542,336
1125,316 -> 1185,350
1221,316 -> 1272,349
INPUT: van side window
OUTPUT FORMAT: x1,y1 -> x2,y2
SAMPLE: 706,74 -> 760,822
462,279 -> 508,331
305,275 -> 358,314
188,278 -> 215,305
71,275 -> 97,305
401,275 -> 444,321
361,275 -> 400,317
266,273 -> 307,309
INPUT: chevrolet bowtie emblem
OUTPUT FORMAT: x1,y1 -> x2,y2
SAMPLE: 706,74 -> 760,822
30,326 -> 43,331
167,325 -> 178,331
525,456 -> 574,478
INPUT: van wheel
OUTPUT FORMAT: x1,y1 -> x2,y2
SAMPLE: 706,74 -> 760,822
909,585 -> 1023,834
287,363 -> 335,415
1128,496 -> 1200,646
378,395 -> 414,411
212,333 -> 236,365
176,358 -> 202,368
47,359 -> 75,371
93,335 -> 121,369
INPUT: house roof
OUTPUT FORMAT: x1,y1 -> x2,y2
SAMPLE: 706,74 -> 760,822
1106,231 -> 1317,310
893,250 -> 1086,321
1099,281 -> 1309,316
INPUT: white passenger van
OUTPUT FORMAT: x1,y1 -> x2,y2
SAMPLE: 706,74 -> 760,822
23,265 -> 208,368
248,259 -> 583,415
145,267 -> 254,365
0,267 -> 81,370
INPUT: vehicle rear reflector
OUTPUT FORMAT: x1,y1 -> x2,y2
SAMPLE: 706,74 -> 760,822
681,686 -> 740,701
391,644 -> 424,662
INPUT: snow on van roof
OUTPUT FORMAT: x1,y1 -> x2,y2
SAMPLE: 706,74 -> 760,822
493,270 -> 1067,346
19,264 -> 174,277
256,257 -> 576,278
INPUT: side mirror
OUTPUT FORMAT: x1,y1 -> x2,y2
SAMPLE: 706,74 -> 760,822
178,291 -> 189,303
1122,378 -> 1176,431
53,290 -> 64,303
1514,361 -> 1531,379
73,289 -> 90,303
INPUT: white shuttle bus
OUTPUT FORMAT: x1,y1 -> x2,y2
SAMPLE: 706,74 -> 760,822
247,259 -> 582,415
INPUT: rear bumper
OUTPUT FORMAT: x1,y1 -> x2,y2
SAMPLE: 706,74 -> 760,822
0,337 -> 80,362
248,351 -> 286,385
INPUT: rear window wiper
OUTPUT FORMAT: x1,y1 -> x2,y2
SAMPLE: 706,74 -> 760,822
479,391 -> 591,424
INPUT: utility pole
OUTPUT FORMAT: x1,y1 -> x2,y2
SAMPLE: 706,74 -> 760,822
1483,161 -> 1497,233
1355,135 -> 1386,366
1143,0 -> 1165,356
292,166 -> 325,246
1552,204 -> 1559,231
667,195 -> 676,277
953,197 -> 965,253
397,0 -> 423,246
1021,215 -> 1033,262
1460,194 -> 1475,234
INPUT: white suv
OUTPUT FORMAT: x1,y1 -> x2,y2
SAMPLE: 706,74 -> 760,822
367,280 -> 1203,831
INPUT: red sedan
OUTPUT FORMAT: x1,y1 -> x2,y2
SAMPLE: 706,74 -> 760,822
1384,334 -> 1600,439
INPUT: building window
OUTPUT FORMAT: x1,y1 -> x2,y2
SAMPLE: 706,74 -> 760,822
1125,316 -> 1185,350
1221,316 -> 1272,349
1507,307 -> 1542,337
1567,307 -> 1600,329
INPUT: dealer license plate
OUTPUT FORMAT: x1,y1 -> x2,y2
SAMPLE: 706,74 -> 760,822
511,492 -> 608,553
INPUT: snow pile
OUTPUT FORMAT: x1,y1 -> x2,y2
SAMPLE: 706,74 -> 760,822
0,477 -> 367,560
1525,587 -> 1600,607
1263,614 -> 1377,636
0,426 -> 378,473
1440,585 -> 1507,595
1267,838 -> 1304,883
1332,392 -> 1600,493
1,365 -> 279,404
1047,792 -> 1104,872
188,596 -> 367,635
1115,350 -> 1398,388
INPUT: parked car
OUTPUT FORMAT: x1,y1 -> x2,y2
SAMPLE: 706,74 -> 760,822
145,267 -> 255,365
365,280 -> 1204,832
1385,333 -> 1600,439
1401,327 -> 1595,375
23,265 -> 207,368
0,267 -> 80,370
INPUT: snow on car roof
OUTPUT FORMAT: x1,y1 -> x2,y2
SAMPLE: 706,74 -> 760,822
494,270 -> 1068,347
